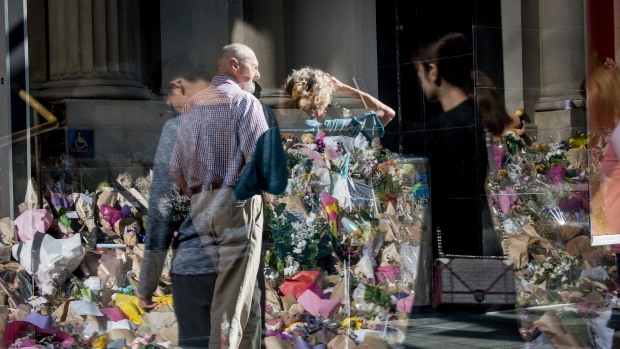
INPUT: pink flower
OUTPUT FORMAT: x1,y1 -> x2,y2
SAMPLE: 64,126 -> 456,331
492,187 -> 521,214
316,133 -> 326,149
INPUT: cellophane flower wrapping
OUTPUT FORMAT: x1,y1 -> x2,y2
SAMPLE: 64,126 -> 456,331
263,122 -> 432,348
486,128 -> 618,348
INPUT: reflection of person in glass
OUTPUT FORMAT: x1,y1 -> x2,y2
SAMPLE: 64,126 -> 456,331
135,54 -> 214,347
412,32 -> 512,255
169,43 -> 267,349
590,58 -> 620,271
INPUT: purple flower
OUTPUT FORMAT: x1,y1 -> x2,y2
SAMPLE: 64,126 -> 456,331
277,333 -> 292,341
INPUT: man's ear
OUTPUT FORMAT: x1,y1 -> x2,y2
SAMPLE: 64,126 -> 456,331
230,57 -> 240,72
428,63 -> 440,86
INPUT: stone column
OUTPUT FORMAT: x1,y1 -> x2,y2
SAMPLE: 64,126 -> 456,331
38,0 -> 148,100
534,0 -> 587,141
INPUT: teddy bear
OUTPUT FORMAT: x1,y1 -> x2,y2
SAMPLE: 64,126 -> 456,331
502,108 -> 526,138
281,133 -> 299,150
300,133 -> 318,151
276,303 -> 313,334
301,133 -> 315,145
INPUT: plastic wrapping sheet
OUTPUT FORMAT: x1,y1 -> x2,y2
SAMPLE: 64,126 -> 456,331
263,113 -> 432,348
486,127 -> 617,347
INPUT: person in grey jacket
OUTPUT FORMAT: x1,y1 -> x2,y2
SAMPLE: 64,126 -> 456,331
136,54 -> 216,347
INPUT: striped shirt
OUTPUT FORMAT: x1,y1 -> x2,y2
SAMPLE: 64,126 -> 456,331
170,74 -> 268,188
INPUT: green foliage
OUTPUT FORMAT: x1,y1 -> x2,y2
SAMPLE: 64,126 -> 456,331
557,311 -> 590,345
374,173 -> 400,204
364,285 -> 391,309
504,134 -> 523,155
546,291 -> 563,303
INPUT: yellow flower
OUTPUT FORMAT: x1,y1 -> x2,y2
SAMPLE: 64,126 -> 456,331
342,316 -> 363,330
92,335 -> 108,349
284,322 -> 304,334
154,294 -> 174,307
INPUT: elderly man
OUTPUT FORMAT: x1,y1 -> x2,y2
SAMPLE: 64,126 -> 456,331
169,43 -> 267,349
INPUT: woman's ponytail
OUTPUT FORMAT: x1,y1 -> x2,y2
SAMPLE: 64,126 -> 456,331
473,71 -> 512,136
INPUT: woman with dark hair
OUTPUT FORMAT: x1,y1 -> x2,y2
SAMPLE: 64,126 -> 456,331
411,32 -> 511,256
415,32 -> 511,136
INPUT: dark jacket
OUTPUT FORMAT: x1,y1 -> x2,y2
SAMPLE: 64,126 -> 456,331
235,104 -> 288,200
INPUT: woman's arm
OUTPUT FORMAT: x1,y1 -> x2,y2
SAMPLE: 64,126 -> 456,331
331,76 -> 395,126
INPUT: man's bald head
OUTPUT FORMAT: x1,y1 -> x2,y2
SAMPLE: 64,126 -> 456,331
216,43 -> 260,87
217,43 -> 254,68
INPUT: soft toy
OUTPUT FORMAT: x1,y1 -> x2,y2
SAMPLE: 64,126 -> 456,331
281,133 -> 299,150
502,108 -> 526,138
276,303 -> 312,334
301,133 -> 315,144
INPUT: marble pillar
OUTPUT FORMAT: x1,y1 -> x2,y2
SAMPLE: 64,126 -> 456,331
534,0 -> 586,141
37,0 -> 149,101
536,0 -> 586,109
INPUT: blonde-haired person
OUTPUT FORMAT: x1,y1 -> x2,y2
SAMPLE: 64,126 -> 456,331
282,67 -> 395,126
589,58 -> 620,276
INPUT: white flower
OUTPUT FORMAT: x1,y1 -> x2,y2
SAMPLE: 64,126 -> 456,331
293,248 -> 302,254
305,213 -> 317,226
284,257 -> 300,276
561,276 -> 568,283
284,265 -> 298,276
297,240 -> 307,250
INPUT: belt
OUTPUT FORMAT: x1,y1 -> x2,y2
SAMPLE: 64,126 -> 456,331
191,181 -> 224,195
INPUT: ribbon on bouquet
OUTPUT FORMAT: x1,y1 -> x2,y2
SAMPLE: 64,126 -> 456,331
321,192 -> 343,239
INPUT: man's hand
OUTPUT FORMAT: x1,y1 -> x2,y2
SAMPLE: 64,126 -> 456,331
137,292 -> 158,311
169,167 -> 191,198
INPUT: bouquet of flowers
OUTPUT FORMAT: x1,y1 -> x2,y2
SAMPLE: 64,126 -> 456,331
263,114 -> 431,349
487,127 -> 618,348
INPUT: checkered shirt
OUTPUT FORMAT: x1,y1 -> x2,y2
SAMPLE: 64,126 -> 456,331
170,74 -> 268,188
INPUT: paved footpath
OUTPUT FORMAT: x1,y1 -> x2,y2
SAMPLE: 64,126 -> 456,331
403,308 -> 525,349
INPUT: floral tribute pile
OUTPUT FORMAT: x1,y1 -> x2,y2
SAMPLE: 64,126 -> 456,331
263,115 -> 432,349
487,129 -> 619,348
0,155 -> 179,348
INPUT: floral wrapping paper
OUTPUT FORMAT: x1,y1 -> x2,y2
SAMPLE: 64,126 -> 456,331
263,118 -> 432,349
487,129 -> 619,348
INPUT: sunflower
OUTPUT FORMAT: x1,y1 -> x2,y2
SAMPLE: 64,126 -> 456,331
342,316 -> 363,330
